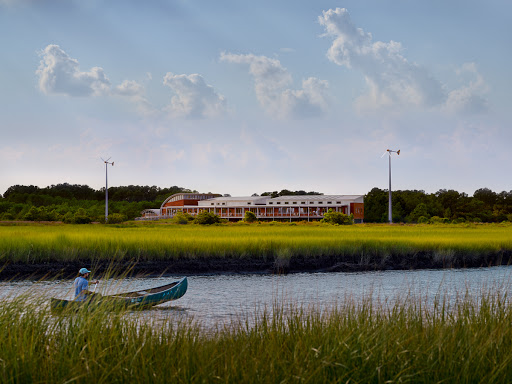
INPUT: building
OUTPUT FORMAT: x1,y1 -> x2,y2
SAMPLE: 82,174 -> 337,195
140,193 -> 365,222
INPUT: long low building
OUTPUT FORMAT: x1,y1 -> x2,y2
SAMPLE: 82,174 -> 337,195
140,193 -> 364,222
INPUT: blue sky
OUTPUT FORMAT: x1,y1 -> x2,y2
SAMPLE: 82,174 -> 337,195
1,0 -> 511,196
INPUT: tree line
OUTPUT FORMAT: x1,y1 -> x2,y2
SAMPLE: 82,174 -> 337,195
364,187 -> 512,223
0,183 -> 197,223
1,183 -> 511,224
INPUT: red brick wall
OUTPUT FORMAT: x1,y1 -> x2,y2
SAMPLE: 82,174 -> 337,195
350,203 -> 364,220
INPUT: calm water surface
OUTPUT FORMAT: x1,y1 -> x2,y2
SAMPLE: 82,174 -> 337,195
2,266 -> 512,327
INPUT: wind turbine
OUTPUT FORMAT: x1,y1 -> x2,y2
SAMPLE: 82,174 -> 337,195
101,157 -> 114,222
381,149 -> 400,223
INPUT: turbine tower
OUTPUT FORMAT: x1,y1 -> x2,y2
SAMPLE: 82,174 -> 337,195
382,149 -> 400,223
101,157 -> 114,222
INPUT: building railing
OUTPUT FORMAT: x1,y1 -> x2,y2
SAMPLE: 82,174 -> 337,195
137,211 -> 338,221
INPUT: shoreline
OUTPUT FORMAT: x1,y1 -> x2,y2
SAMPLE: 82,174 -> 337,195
2,250 -> 511,280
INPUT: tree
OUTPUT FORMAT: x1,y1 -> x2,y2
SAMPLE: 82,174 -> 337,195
364,188 -> 387,222
407,203 -> 430,223
473,188 -> 497,208
244,211 -> 257,223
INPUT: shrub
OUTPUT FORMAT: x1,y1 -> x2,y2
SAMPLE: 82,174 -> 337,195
2,212 -> 14,220
171,212 -> 192,224
417,216 -> 429,224
74,208 -> 92,224
194,211 -> 221,225
105,213 -> 126,224
244,211 -> 257,223
62,211 -> 74,223
321,209 -> 353,225
23,206 -> 39,221
429,216 -> 450,224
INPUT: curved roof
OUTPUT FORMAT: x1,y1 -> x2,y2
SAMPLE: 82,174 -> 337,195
160,193 -> 221,209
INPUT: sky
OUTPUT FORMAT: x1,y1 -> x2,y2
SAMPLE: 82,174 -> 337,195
1,0 -> 511,197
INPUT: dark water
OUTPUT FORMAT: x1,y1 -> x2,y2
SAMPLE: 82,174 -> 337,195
2,266 -> 512,327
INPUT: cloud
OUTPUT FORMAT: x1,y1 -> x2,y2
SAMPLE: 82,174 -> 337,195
162,73 -> 227,119
36,44 -> 111,97
444,63 -> 488,114
36,44 -> 155,114
318,8 -> 487,114
0,146 -> 24,161
220,52 -> 329,119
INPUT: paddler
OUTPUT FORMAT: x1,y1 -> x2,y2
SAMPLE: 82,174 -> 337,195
74,267 -> 99,301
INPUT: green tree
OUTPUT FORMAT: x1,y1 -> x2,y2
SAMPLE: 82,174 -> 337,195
364,188 -> 387,222
407,203 -> 430,223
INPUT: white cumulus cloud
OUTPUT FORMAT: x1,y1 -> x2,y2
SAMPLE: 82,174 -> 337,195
36,44 -> 153,114
36,44 -> 111,97
220,52 -> 329,119
318,8 -> 487,114
162,73 -> 227,119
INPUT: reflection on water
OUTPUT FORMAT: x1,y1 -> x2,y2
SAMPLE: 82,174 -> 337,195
2,266 -> 512,328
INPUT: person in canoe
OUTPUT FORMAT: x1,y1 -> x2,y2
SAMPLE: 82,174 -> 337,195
74,267 -> 99,301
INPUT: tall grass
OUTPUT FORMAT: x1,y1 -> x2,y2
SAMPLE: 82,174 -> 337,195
1,222 -> 512,264
2,289 -> 512,382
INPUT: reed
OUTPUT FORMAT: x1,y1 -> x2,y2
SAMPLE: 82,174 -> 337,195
1,222 -> 511,265
2,288 -> 512,383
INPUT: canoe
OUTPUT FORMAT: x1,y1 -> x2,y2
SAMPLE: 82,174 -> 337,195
51,277 -> 188,311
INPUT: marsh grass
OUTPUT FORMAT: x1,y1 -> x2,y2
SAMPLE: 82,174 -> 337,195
1,223 -> 512,266
2,286 -> 512,383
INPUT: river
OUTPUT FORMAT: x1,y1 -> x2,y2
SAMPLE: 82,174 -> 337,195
2,266 -> 512,327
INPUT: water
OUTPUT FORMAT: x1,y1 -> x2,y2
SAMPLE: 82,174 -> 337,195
2,266 -> 512,327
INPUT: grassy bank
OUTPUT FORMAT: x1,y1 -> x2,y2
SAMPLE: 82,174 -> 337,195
1,222 -> 512,264
2,290 -> 512,382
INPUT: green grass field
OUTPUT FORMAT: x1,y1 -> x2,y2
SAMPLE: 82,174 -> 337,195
2,289 -> 512,383
0,222 -> 511,264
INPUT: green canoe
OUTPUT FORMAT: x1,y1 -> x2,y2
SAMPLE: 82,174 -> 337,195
51,277 -> 188,311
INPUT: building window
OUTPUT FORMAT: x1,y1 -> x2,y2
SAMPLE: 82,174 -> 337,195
301,202 -> 306,204
247,203 -> 251,205
211,203 -> 214,206
285,202 -> 289,204
310,202 -> 314,204
277,202 -> 281,205
336,201 -> 341,204
327,202 -> 332,204
222,203 -> 225,206
318,202 -> 323,204
269,202 -> 273,205
293,202 -> 297,204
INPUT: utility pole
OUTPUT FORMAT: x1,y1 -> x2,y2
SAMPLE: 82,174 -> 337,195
102,158 -> 114,222
383,149 -> 400,223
